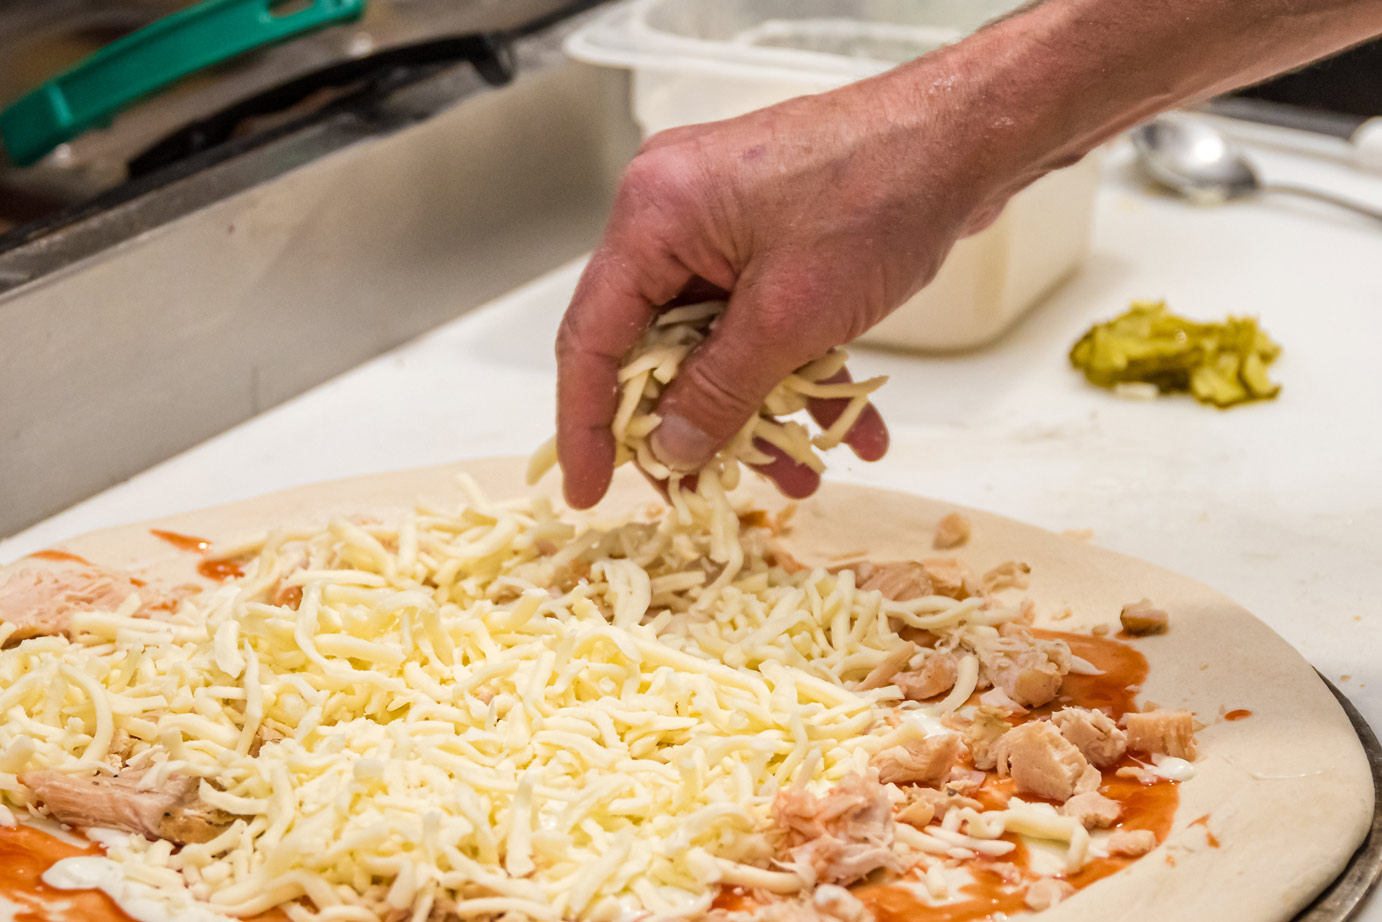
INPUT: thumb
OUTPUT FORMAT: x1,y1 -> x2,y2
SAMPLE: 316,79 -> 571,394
650,276 -> 816,472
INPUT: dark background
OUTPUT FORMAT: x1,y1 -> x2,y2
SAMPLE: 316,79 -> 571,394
1236,36 -> 1382,116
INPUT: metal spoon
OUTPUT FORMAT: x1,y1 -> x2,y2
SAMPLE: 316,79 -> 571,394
1131,116 -> 1382,223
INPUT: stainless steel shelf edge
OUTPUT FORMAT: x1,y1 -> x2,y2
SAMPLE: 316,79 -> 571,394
0,14 -> 639,536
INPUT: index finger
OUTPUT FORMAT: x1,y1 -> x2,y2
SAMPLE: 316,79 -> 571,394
555,247 -> 688,509
806,368 -> 890,462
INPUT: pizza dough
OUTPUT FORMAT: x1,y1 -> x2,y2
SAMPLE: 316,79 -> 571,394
1,457 -> 1372,922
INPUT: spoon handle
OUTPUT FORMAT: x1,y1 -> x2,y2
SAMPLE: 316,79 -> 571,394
1262,182 -> 1382,223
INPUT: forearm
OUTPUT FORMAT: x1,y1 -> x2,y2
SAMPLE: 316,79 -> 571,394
887,0 -> 1382,202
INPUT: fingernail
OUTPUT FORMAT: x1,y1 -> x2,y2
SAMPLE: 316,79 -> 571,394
651,414 -> 714,472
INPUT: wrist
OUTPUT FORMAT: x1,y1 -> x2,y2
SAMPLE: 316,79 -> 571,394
842,26 -> 1101,226
887,0 -> 1382,208
882,18 -> 1127,197
824,51 -> 1045,236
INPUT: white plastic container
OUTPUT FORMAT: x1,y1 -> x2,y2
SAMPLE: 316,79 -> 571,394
566,0 -> 1099,352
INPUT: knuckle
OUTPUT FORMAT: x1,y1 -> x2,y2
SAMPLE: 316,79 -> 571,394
754,302 -> 807,346
619,148 -> 702,218
554,310 -> 583,359
637,125 -> 695,155
619,150 -> 675,199
755,269 -> 874,350
555,301 -> 623,363
839,312 -> 874,345
750,289 -> 829,356
681,358 -> 760,420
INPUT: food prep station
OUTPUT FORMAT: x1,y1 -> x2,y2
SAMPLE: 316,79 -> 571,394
2,0 -> 1382,918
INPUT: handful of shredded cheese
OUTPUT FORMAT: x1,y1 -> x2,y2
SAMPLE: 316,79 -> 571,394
529,301 -> 886,596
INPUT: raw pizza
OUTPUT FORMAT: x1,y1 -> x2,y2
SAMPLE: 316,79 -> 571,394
0,460 -> 1371,922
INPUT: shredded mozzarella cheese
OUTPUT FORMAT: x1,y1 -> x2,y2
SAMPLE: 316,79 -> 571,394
2,301 -> 1138,922
1,476 -> 1017,922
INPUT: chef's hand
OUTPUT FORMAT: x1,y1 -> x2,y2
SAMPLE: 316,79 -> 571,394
554,0 -> 1382,510
554,64 -> 1008,510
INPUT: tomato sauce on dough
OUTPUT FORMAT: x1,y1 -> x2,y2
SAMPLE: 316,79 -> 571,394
1033,628 -> 1147,719
149,528 -> 244,581
149,529 -> 212,553
25,550 -> 92,565
0,825 -> 125,922
0,823 -> 290,921
718,629 -> 1179,922
1190,813 -> 1220,847
198,557 -> 246,581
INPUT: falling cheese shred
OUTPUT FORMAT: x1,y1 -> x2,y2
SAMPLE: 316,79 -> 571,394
0,475 -> 1021,922
529,300 -> 886,596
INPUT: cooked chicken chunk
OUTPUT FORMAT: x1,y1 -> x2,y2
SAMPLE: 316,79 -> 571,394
1120,599 -> 1169,636
980,561 -> 1031,595
810,885 -> 875,922
873,733 -> 962,787
1114,764 -> 1160,785
706,907 -> 747,922
787,828 -> 898,886
1051,707 -> 1127,767
993,721 -> 1099,803
850,559 -> 975,602
1060,791 -> 1121,829
1123,709 -> 1198,760
895,798 -> 935,829
0,567 -> 154,641
965,706 -> 1011,771
19,770 -> 234,845
894,786 -> 982,828
893,651 -> 959,702
852,562 -> 932,602
1107,828 -> 1158,857
707,886 -> 875,922
1024,878 -> 1076,910
978,687 -> 1029,714
708,898 -> 814,922
943,769 -> 986,795
919,559 -> 972,600
972,623 -> 1072,708
773,773 -> 901,885
99,730 -> 135,770
932,514 -> 971,550
856,644 -> 918,691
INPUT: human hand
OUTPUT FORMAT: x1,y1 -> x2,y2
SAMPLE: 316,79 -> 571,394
554,56 -> 1019,509
622,282 -> 892,505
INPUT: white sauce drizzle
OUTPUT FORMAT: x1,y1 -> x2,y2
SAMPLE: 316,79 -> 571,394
894,707 -> 953,738
43,857 -> 234,922
1151,754 -> 1196,781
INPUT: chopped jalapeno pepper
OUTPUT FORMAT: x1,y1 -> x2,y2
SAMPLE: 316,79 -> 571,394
1070,301 -> 1280,408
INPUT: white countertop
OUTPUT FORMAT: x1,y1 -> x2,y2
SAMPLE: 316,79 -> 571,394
4,132 -> 1382,908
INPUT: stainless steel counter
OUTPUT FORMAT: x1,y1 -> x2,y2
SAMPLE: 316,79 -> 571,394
0,10 -> 640,534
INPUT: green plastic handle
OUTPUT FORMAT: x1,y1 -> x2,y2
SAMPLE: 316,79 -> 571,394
0,0 -> 367,167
